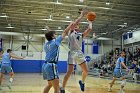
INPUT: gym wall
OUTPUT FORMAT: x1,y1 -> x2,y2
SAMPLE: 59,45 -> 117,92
1,36 -> 121,73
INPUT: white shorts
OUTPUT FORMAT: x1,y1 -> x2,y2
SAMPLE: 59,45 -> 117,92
68,50 -> 86,65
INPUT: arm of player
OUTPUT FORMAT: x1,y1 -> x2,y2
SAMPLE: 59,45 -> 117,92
71,10 -> 88,30
61,22 -> 74,39
121,62 -> 128,71
82,21 -> 92,38
10,53 -> 24,59
61,10 -> 88,39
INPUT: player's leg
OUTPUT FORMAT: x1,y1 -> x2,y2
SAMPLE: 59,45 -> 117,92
119,76 -> 126,93
6,66 -> 13,89
51,78 -> 59,93
108,69 -> 120,92
43,80 -> 52,93
121,77 -> 126,89
62,64 -> 74,90
76,51 -> 88,92
43,63 -> 59,93
43,79 -> 59,93
9,67 -> 14,83
0,65 -> 6,90
108,77 -> 116,92
79,62 -> 88,91
79,62 -> 88,83
0,73 -> 3,90
61,51 -> 75,93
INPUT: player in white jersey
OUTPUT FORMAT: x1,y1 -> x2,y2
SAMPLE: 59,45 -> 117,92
60,11 -> 93,93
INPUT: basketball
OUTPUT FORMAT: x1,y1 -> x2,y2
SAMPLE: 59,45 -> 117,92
86,12 -> 96,21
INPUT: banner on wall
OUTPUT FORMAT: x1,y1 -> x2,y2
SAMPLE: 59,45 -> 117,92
85,56 -> 91,62
0,38 -> 2,50
92,41 -> 99,54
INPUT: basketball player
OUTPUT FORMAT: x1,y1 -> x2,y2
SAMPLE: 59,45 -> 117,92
60,15 -> 93,93
0,49 -> 14,86
108,51 -> 129,93
42,10 -> 88,93
0,49 -> 24,90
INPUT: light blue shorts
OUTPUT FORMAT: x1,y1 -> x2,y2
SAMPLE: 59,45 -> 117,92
42,63 -> 59,81
113,69 -> 123,78
0,64 -> 13,74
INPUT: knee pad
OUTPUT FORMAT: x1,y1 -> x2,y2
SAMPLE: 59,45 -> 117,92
121,79 -> 126,86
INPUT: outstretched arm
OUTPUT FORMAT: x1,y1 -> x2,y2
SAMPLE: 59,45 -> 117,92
61,10 -> 88,39
71,10 -> 88,30
82,21 -> 93,38
61,22 -> 73,39
121,62 -> 128,70
10,53 -> 24,59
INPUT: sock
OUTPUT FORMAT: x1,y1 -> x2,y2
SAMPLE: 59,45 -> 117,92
61,87 -> 65,90
9,78 -> 13,82
82,81 -> 85,84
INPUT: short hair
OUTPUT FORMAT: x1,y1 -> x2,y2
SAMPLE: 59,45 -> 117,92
45,31 -> 55,41
7,49 -> 12,53
120,51 -> 125,54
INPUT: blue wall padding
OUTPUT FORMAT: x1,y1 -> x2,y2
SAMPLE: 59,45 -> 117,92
11,60 -> 42,73
93,46 -> 99,54
57,61 -> 67,73
92,41 -> 99,54
11,60 -> 67,73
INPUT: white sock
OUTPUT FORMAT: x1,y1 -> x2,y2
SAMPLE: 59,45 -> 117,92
9,78 -> 13,82
61,87 -> 65,90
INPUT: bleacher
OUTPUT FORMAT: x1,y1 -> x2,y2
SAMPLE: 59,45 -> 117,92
88,48 -> 140,84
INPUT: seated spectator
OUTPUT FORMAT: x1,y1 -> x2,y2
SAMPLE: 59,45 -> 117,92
130,60 -> 137,69
93,62 -> 98,68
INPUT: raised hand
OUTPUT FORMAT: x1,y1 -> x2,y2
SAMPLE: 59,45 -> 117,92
80,9 -> 88,17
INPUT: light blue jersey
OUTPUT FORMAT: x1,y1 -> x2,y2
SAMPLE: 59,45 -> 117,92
115,57 -> 124,70
44,36 -> 63,62
1,53 -> 13,73
113,57 -> 124,78
42,36 -> 63,80
2,53 -> 11,65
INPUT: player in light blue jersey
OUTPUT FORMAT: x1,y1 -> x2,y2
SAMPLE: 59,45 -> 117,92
61,11 -> 93,93
0,49 -> 24,90
42,10 -> 88,93
42,27 -> 73,93
108,51 -> 128,93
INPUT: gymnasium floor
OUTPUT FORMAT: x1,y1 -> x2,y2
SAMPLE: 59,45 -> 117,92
0,73 -> 140,93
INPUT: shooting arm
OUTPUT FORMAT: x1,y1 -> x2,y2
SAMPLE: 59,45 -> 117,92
71,10 -> 88,30
82,21 -> 92,38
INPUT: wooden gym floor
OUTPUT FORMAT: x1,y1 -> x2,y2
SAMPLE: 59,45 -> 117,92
0,73 -> 140,93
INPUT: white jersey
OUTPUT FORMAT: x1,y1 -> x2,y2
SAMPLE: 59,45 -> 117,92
68,30 -> 83,51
